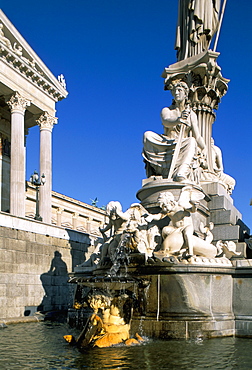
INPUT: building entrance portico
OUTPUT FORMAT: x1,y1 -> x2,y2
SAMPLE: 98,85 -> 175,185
0,10 -> 67,223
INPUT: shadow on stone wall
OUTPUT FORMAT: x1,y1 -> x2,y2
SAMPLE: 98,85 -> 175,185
37,231 -> 100,316
38,251 -> 70,313
66,229 -> 95,270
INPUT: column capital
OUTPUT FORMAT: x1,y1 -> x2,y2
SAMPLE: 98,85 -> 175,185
6,91 -> 31,114
36,111 -> 58,132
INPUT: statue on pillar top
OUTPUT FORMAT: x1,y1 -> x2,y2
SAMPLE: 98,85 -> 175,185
175,0 -> 221,61
147,1 -> 231,192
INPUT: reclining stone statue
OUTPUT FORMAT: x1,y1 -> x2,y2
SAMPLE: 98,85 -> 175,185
146,187 -> 218,259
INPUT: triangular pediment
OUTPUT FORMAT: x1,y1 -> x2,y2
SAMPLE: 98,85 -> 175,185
0,9 -> 68,102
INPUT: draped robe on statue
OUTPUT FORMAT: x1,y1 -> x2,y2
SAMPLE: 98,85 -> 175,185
143,105 -> 199,181
175,0 -> 221,61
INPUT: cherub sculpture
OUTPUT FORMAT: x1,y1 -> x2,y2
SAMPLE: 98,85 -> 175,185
148,186 -> 218,259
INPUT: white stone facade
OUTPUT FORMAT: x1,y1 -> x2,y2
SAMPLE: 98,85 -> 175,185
0,10 -> 67,222
25,183 -> 107,236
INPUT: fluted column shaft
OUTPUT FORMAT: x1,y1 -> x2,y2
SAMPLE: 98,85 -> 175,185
6,92 -> 30,217
36,112 -> 57,224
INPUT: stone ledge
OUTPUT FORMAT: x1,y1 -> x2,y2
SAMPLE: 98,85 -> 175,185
0,212 -> 91,243
0,315 -> 44,325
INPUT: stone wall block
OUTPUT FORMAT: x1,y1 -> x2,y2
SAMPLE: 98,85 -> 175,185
15,296 -> 29,308
25,284 -> 43,298
56,247 -> 70,260
0,307 -> 7,319
17,263 -> 33,274
33,296 -> 44,307
10,238 -> 26,252
3,305 -> 23,318
0,273 -> 11,284
35,253 -> 47,267
209,195 -> 233,211
33,288 -> 44,300
0,227 -> 17,239
211,275 -> 233,314
212,225 -> 240,242
17,229 -> 36,242
0,249 -> 8,263
202,182 -> 232,198
14,274 -> 28,285
210,209 -> 234,225
26,253 -> 36,265
0,237 -> 4,249
51,238 -> 69,248
35,233 -> 52,245
55,275 -> 68,286
4,262 -> 17,273
233,277 -> 252,317
0,284 -> 7,297
36,244 -> 46,256
0,296 -> 8,307
7,284 -> 25,298
26,241 -> 37,254
4,238 -> 15,250
235,320 -> 252,337
15,251 -> 30,264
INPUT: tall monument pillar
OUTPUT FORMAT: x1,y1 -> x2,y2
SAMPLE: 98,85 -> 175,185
6,91 -> 30,217
138,0 -> 248,243
36,112 -> 57,224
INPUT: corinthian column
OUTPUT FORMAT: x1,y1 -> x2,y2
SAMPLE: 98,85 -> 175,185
6,92 -> 30,217
36,112 -> 57,224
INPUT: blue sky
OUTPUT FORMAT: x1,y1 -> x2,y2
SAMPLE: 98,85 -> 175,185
1,1 -> 252,228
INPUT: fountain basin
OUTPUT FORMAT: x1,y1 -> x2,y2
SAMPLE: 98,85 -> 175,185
69,260 -> 243,339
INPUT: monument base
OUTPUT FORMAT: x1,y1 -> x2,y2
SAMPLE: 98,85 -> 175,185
137,178 -> 250,246
129,263 -> 235,339
69,260 -> 252,339
131,317 -> 235,340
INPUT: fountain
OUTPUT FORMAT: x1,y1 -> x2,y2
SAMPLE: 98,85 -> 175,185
65,0 -> 252,346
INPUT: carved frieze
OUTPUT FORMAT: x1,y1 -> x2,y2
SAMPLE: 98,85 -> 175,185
0,22 -> 67,102
0,22 -> 12,49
